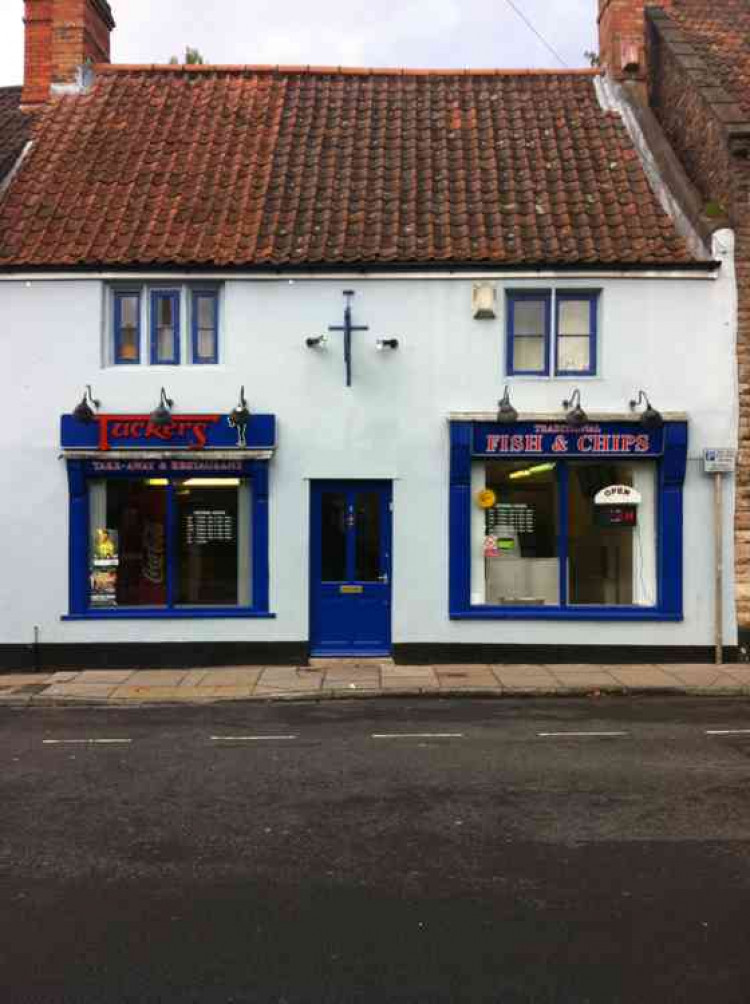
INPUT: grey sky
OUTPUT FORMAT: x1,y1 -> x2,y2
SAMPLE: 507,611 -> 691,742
0,1 -> 597,88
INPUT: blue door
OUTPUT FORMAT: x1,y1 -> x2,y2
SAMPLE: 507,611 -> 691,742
310,481 -> 392,657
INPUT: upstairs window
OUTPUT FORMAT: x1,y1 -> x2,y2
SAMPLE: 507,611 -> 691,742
114,291 -> 141,364
151,291 -> 181,365
192,291 -> 219,365
556,293 -> 597,376
506,290 -> 599,377
110,285 -> 221,366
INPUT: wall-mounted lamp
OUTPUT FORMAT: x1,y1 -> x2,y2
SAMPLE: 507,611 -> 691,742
629,389 -> 663,430
562,388 -> 588,426
150,387 -> 174,427
472,281 -> 497,320
376,338 -> 399,351
497,386 -> 518,423
230,385 -> 251,429
306,334 -> 329,348
73,385 -> 100,424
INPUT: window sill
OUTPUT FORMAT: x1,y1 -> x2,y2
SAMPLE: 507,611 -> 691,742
451,607 -> 682,622
63,609 -> 276,621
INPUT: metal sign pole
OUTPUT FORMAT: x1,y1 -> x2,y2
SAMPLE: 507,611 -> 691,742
715,471 -> 723,666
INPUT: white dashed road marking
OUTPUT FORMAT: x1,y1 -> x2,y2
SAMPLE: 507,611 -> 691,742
43,739 -> 132,746
210,735 -> 298,742
371,733 -> 465,739
538,731 -> 629,738
705,729 -> 750,736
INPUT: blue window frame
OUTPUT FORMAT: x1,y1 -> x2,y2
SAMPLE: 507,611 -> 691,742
448,419 -> 688,621
506,291 -> 551,376
65,461 -> 272,620
150,290 -> 181,365
192,290 -> 219,365
555,292 -> 598,376
506,290 -> 600,377
114,291 -> 141,365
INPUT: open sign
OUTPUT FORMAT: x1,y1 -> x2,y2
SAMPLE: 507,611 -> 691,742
594,484 -> 642,506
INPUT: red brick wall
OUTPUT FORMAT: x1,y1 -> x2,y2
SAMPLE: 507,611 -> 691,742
647,14 -> 750,629
599,0 -> 673,79
22,0 -> 113,105
22,0 -> 54,105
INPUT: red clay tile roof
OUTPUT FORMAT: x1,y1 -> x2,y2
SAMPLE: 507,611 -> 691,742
667,1 -> 750,120
0,65 -> 699,269
0,87 -> 33,186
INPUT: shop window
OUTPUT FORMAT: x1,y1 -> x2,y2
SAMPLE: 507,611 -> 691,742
506,290 -> 598,377
88,477 -> 253,611
110,285 -> 220,366
471,459 -> 656,610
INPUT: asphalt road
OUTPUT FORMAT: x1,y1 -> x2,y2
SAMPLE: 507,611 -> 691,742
2,698 -> 750,1003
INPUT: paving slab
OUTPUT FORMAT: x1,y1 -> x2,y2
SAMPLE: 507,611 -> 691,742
0,674 -> 54,687
666,666 -> 726,686
492,667 -> 558,685
381,676 -> 440,690
120,670 -> 189,686
715,666 -> 750,684
39,683 -> 120,701
381,665 -> 437,678
438,676 -> 500,690
197,669 -> 262,687
609,667 -> 684,689
77,670 -> 136,685
548,669 -> 622,690
177,669 -> 212,687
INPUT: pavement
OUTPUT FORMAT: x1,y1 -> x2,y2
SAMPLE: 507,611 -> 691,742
2,659 -> 750,705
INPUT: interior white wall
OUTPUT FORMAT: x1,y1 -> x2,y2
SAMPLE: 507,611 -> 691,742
0,268 -> 737,648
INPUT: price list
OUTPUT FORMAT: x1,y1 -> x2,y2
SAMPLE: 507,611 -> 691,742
185,509 -> 235,546
486,503 -> 536,536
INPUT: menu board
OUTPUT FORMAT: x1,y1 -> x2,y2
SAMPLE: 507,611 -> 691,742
184,509 -> 235,546
486,503 -> 536,536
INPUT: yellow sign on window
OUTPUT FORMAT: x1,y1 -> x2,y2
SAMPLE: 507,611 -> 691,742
476,489 -> 497,509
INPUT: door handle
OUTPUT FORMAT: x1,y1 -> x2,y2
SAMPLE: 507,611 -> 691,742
379,573 -> 389,584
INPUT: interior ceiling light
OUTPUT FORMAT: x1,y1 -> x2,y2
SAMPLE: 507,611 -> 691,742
508,463 -> 556,481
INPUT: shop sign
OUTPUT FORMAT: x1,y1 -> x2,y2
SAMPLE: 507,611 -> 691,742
61,413 -> 276,452
703,448 -> 736,475
472,421 -> 664,458
594,485 -> 642,506
84,458 -> 251,476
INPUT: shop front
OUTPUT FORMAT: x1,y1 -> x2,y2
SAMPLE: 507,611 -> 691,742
449,415 -> 688,623
61,409 -> 276,622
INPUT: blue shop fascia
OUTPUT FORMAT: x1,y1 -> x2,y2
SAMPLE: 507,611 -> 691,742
61,406 -> 277,623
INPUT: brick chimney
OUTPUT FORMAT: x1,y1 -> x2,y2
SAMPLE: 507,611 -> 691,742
598,0 -> 672,81
22,0 -> 115,106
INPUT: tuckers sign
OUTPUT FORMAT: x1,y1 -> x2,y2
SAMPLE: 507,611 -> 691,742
61,413 -> 276,452
472,422 -> 665,458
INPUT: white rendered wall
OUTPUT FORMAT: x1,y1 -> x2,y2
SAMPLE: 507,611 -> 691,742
0,265 -> 737,649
